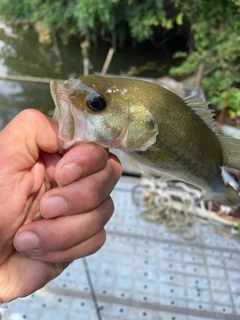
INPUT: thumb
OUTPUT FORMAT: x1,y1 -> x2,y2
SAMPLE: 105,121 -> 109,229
0,109 -> 61,172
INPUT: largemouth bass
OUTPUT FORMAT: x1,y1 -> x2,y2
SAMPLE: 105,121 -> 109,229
50,75 -> 240,206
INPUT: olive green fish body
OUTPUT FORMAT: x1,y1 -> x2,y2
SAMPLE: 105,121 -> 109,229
51,75 -> 240,206
126,84 -> 223,194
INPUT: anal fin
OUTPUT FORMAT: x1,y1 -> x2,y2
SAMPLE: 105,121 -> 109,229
159,174 -> 174,183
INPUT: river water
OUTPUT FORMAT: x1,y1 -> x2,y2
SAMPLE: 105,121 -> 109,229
0,22 -> 177,129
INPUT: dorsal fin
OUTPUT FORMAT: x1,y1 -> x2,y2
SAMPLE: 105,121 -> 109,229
183,95 -> 215,130
218,135 -> 240,170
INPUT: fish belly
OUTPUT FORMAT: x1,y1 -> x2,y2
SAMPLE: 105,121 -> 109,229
127,146 -> 240,206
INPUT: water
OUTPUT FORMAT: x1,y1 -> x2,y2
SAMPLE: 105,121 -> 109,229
0,22 -> 176,128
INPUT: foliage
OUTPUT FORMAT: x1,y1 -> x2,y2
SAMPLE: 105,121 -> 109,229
237,223 -> 240,236
0,0 -> 182,45
0,0 -> 77,30
1,0 -> 240,115
170,0 -> 240,116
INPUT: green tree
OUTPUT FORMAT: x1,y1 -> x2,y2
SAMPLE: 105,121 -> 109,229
0,0 -> 182,45
1,0 -> 240,115
170,0 -> 240,116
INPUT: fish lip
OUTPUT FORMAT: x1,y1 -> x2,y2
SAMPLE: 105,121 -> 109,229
52,93 -> 89,147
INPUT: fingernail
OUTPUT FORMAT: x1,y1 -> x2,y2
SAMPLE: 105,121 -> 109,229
14,231 -> 40,251
41,196 -> 69,218
58,162 -> 82,186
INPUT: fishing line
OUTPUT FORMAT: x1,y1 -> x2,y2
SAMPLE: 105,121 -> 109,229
82,257 -> 103,320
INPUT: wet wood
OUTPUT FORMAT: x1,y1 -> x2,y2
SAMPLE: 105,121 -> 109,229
101,48 -> 115,75
195,63 -> 204,87
0,74 -> 62,84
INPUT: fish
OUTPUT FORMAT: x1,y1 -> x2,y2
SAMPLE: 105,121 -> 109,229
50,75 -> 240,206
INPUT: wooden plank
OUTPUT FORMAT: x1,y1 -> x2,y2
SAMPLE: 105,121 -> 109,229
0,74 -> 63,84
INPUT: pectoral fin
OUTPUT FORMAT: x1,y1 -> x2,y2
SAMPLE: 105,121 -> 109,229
125,155 -> 145,174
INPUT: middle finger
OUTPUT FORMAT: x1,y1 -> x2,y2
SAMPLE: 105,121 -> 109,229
40,154 -> 121,219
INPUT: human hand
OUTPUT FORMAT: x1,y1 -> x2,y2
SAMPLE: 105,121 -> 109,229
0,109 -> 121,303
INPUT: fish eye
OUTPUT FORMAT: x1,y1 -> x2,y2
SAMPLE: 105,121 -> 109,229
86,93 -> 106,112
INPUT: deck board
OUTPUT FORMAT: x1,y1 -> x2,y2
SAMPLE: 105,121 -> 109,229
6,176 -> 240,320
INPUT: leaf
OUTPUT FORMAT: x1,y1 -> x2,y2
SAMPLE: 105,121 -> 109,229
176,12 -> 183,25
237,223 -> 240,236
172,51 -> 187,59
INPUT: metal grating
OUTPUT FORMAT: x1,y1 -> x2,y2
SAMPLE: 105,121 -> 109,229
6,176 -> 240,320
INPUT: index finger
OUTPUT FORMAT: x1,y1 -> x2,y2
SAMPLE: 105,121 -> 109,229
0,109 -> 60,173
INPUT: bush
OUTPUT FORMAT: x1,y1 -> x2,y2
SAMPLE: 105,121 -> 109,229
170,0 -> 240,117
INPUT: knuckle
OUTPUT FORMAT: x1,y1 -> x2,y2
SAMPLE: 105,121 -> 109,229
105,196 -> 114,214
98,197 -> 114,226
18,109 -> 42,124
55,226 -> 76,249
92,229 -> 106,251
84,180 -> 103,207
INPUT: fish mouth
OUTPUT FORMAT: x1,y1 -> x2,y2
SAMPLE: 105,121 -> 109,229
51,80 -> 90,147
